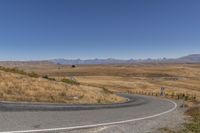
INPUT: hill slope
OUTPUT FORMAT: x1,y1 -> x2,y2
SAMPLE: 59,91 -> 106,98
178,54 -> 200,62
0,70 -> 124,104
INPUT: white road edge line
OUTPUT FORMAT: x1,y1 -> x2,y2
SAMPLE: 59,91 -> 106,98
0,99 -> 177,133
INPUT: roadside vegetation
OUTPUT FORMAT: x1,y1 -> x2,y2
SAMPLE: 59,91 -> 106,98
184,106 -> 200,133
159,106 -> 200,133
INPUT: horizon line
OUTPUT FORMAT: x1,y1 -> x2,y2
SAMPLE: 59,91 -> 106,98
1,54 -> 198,62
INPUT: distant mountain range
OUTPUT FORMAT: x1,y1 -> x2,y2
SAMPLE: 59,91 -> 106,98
178,54 -> 200,62
49,54 -> 200,65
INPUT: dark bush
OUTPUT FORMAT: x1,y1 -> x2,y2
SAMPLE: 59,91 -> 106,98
61,78 -> 80,85
42,75 -> 56,81
42,75 -> 49,79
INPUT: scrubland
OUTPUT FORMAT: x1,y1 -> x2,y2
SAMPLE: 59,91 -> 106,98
0,62 -> 200,102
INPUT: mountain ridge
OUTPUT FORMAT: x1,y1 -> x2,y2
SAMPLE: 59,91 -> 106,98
49,54 -> 200,65
0,54 -> 199,65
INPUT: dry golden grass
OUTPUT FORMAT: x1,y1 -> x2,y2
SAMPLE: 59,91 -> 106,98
38,63 -> 200,101
0,70 -> 124,104
73,64 -> 200,101
1,62 -> 200,101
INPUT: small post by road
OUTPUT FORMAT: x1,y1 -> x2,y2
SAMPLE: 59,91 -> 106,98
160,87 -> 165,96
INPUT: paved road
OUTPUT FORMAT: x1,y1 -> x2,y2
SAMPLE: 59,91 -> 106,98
0,94 -> 177,133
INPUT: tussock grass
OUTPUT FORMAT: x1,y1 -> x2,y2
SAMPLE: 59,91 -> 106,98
0,70 -> 124,104
184,107 -> 200,133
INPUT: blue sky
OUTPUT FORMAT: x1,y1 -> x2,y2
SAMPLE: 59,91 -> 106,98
0,0 -> 200,60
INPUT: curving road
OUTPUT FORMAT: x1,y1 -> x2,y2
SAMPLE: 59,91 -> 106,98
0,94 -> 177,133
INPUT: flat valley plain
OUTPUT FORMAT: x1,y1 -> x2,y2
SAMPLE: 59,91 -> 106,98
1,62 -> 200,102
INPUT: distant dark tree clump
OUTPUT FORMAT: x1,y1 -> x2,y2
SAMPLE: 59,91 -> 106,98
71,65 -> 76,68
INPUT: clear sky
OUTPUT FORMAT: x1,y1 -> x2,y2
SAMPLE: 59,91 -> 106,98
0,0 -> 200,60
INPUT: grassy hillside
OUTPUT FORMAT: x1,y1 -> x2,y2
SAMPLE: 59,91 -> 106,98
1,62 -> 200,101
0,70 -> 124,104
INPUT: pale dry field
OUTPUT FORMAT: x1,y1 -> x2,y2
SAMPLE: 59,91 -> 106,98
74,64 -> 200,101
1,62 -> 200,102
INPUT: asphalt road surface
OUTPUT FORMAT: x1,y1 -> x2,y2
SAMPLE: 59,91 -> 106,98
0,94 -> 177,133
